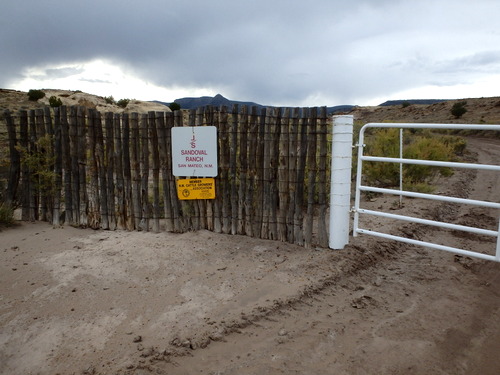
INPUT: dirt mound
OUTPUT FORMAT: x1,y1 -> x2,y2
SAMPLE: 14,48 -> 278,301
0,88 -> 171,116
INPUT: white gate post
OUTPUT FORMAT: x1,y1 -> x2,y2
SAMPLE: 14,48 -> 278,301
329,115 -> 354,249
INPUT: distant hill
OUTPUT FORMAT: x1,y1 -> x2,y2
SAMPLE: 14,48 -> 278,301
154,94 -> 264,111
352,96 -> 500,125
155,94 -> 355,115
379,99 -> 448,106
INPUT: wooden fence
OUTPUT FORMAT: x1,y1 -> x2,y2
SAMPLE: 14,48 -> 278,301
3,105 -> 332,247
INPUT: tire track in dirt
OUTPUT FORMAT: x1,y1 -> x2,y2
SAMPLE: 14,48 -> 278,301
142,136 -> 500,375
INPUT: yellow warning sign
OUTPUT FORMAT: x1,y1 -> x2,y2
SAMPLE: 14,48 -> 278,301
176,178 -> 216,200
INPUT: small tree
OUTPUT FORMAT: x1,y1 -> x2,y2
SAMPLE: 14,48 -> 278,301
104,95 -> 115,104
16,135 -> 57,200
27,89 -> 45,101
169,102 -> 181,111
451,101 -> 467,118
117,98 -> 130,108
49,96 -> 63,107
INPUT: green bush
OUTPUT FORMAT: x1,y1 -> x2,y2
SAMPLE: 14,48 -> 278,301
104,95 -> 115,104
451,101 -> 467,118
27,89 -> 45,101
0,202 -> 14,227
16,135 -> 56,197
169,102 -> 181,111
48,96 -> 63,107
117,98 -> 130,108
363,128 -> 401,187
362,128 -> 464,191
403,137 -> 454,186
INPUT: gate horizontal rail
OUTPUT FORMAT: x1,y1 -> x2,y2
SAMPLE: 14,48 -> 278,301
354,122 -> 500,263
361,156 -> 500,171
359,186 -> 500,209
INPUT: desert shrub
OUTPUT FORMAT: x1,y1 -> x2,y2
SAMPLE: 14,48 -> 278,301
442,135 -> 467,155
27,89 -> 45,101
104,95 -> 115,104
451,101 -> 467,118
401,101 -> 411,108
16,135 -> 56,197
363,128 -> 401,187
117,98 -> 130,108
403,137 -> 454,186
48,96 -> 63,107
362,128 -> 462,191
169,102 -> 181,111
0,202 -> 14,227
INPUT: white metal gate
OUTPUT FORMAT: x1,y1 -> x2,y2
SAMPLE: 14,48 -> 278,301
353,123 -> 500,262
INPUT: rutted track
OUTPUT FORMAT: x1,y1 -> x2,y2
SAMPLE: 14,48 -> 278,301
151,137 -> 500,375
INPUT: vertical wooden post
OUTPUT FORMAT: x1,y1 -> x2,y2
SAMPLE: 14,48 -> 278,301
52,107 -> 63,226
69,106 -> 80,225
28,109 -> 38,221
219,106 -> 230,234
245,106 -> 259,237
261,108 -> 272,239
286,108 -> 300,243
294,108 -> 309,245
317,107 -> 329,247
121,113 -> 134,230
238,105 -> 249,234
304,107 -> 318,247
169,111 -> 182,232
157,111 -> 174,232
77,106 -> 88,226
60,106 -> 72,225
35,108 -> 47,221
4,110 -> 20,207
105,112 -> 116,230
44,106 -> 53,136
130,113 -> 141,230
229,104 -> 239,235
140,113 -> 150,231
96,112 -> 109,229
278,108 -> 290,242
86,109 -> 100,229
211,107 -> 223,233
268,107 -> 280,240
43,106 -> 55,223
18,110 -> 30,220
114,113 -> 125,229
204,106 -> 214,231
254,107 -> 266,238
149,111 -> 161,233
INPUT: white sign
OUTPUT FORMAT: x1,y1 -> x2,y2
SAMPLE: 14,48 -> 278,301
171,126 -> 218,177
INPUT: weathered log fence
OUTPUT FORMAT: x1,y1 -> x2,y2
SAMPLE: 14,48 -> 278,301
3,105 -> 332,247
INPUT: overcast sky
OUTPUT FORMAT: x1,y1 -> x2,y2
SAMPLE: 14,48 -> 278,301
1,0 -> 500,107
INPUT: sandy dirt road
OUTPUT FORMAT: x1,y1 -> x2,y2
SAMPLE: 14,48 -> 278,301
1,137 -> 499,375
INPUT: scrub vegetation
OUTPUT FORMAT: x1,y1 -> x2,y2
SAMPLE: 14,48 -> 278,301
360,127 -> 466,192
